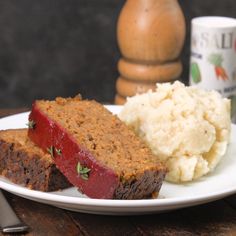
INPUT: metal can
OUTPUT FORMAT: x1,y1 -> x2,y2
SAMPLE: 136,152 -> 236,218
189,16 -> 236,122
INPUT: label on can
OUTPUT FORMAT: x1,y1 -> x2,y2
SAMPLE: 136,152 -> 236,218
189,17 -> 236,98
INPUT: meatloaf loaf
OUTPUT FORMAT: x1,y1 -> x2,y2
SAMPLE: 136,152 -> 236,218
0,129 -> 71,191
28,96 -> 167,199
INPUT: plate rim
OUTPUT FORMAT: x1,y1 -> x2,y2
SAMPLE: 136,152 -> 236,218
1,175 -> 236,208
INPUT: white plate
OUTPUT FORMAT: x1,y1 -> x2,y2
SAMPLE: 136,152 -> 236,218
0,105 -> 236,215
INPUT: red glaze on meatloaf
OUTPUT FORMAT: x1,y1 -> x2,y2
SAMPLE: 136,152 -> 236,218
28,97 -> 166,199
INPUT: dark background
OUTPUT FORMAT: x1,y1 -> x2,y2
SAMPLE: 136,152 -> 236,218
0,0 -> 235,108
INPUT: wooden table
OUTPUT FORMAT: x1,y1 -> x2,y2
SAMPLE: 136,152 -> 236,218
1,109 -> 236,236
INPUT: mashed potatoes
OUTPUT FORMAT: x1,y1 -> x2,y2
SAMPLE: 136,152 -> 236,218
119,81 -> 231,183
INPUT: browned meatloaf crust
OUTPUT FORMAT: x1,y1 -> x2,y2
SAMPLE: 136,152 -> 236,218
28,97 -> 167,199
0,129 -> 71,191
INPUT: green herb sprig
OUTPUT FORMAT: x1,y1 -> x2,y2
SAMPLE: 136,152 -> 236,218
47,146 -> 62,158
76,162 -> 91,180
26,120 -> 36,129
47,146 -> 54,158
55,148 -> 62,156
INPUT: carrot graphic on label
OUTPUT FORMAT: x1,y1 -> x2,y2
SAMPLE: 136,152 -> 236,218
208,53 -> 228,81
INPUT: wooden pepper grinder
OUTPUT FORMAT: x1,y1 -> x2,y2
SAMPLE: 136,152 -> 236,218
115,0 -> 186,104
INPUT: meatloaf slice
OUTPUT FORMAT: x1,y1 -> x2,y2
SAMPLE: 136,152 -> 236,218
28,97 -> 167,199
0,129 -> 71,191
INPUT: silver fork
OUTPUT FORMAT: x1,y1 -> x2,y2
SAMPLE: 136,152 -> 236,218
0,190 -> 29,233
